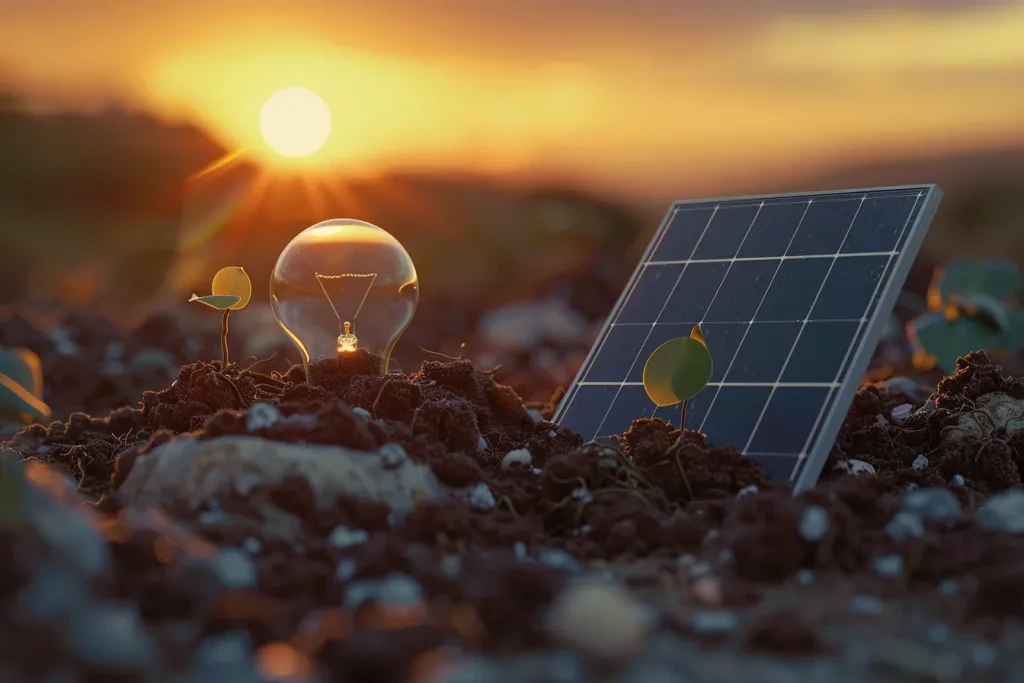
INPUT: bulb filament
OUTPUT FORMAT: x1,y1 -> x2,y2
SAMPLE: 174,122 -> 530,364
337,321 -> 358,353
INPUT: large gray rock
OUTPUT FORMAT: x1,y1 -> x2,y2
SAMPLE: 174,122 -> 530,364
976,490 -> 1024,534
119,436 -> 447,520
945,393 -> 1024,443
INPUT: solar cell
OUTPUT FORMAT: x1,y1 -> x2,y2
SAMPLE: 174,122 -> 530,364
554,185 -> 943,493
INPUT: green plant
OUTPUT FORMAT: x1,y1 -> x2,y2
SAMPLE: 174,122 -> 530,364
642,324 -> 713,430
0,347 -> 50,419
189,266 -> 252,365
908,259 -> 1024,373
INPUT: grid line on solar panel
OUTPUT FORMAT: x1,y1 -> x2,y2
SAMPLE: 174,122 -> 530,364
555,185 -> 941,492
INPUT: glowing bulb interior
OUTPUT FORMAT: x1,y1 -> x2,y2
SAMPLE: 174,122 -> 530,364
270,219 -> 419,377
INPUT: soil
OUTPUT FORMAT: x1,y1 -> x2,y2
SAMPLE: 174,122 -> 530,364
3,302 -> 1024,682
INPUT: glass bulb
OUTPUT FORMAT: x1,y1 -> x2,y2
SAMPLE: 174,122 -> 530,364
271,218 -> 419,378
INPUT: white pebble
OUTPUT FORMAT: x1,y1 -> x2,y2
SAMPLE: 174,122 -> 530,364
246,402 -> 283,431
468,482 -> 496,510
328,526 -> 369,549
477,435 -> 488,451
501,448 -> 533,470
834,459 -> 876,476
887,512 -> 925,541
352,407 -> 371,419
912,455 -> 929,471
514,542 -> 528,561
335,558 -> 357,581
345,573 -> 423,609
210,548 -> 258,589
379,443 -> 408,467
872,554 -> 904,578
798,505 -> 830,542
891,404 -> 913,424
952,474 -> 965,486
735,484 -> 758,499
977,490 -> 1024,534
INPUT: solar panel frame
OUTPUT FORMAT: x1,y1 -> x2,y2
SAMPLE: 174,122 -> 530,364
553,184 -> 943,495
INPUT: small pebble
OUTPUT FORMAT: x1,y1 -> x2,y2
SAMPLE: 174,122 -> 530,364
798,505 -> 830,542
689,561 -> 713,579
501,448 -> 533,470
976,490 -> 1024,534
882,376 -> 921,398
834,459 -> 876,476
380,443 -> 408,468
795,569 -> 815,586
873,554 -> 904,578
345,573 -> 423,609
66,604 -> 157,670
192,631 -> 252,669
242,538 -> 261,554
441,555 -> 462,577
335,558 -> 357,581
538,549 -> 583,574
702,529 -> 720,545
210,548 -> 259,589
691,610 -> 740,635
544,580 -> 648,661
970,642 -> 998,669
887,512 -> 925,541
351,407 -> 371,419
328,526 -> 369,549
912,455 -> 929,471
468,482 -> 497,510
245,402 -> 283,431
952,474 -> 965,486
876,414 -> 887,426
926,622 -> 952,644
514,541 -> 528,561
900,488 -> 961,522
851,595 -> 884,615
477,435 -> 488,451
937,579 -> 959,597
735,484 -> 758,499
891,404 -> 914,424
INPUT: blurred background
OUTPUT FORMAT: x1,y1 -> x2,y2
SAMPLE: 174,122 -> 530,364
1,0 -> 1023,416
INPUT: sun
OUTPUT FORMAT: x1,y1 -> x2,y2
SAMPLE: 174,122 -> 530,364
259,87 -> 332,159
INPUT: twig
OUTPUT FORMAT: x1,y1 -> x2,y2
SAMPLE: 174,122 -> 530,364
419,343 -> 466,361
372,376 -> 394,419
679,399 -> 688,431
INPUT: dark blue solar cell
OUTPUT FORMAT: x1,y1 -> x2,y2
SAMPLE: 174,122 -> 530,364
839,321 -> 870,378
662,261 -> 729,322
755,258 -> 831,322
618,263 -> 683,324
652,207 -> 715,262
585,324 -> 651,383
653,384 -> 717,430
747,386 -> 831,454
703,260 -> 779,323
781,321 -> 860,383
786,198 -> 862,256
810,255 -> 889,320
598,384 -> 655,437
724,322 -> 802,383
750,455 -> 802,480
699,385 -> 772,450
559,385 -> 618,442
737,201 -> 809,258
691,205 -> 762,260
840,194 -> 921,254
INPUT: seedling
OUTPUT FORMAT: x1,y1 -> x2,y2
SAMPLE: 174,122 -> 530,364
908,259 -> 1024,373
189,266 -> 252,365
0,347 -> 50,420
642,324 -> 713,431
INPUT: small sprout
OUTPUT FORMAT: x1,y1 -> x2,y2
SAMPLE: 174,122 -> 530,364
189,266 -> 252,365
0,347 -> 50,420
642,324 -> 713,430
909,259 -> 1024,373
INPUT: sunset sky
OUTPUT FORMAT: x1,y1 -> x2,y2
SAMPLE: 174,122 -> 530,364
3,0 -> 1024,198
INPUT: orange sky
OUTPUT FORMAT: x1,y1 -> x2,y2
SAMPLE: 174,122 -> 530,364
3,0 -> 1024,198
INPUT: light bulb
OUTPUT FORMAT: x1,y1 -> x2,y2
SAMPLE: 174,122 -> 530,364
270,218 -> 419,378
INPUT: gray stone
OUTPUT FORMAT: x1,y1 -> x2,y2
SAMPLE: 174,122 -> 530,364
192,631 -> 252,669
976,490 -> 1024,533
328,526 -> 368,549
887,512 -> 925,541
851,595 -> 884,615
543,579 -> 648,661
882,376 -> 924,398
467,482 -> 497,510
537,548 -> 583,574
345,573 -> 423,609
65,603 -> 157,670
209,548 -> 259,589
245,402 -> 283,431
691,610 -> 740,635
900,487 -> 961,522
834,459 -> 876,476
14,564 -> 88,623
119,436 -> 447,521
952,474 -> 965,486
798,505 -> 830,542
352,407 -> 372,420
735,484 -> 758,499
937,579 -> 959,597
795,569 -> 815,586
873,554 -> 904,578
945,392 -> 1024,442
912,454 -> 929,471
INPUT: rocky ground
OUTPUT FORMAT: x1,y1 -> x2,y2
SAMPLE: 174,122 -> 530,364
2,286 -> 1024,682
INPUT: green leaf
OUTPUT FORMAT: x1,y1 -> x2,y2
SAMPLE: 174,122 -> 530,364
188,294 -> 241,310
933,259 -> 1022,308
643,336 -> 714,407
909,311 -> 1005,374
0,348 -> 49,418
953,292 -> 1010,332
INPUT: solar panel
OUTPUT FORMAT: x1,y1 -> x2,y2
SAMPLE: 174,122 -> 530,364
554,185 -> 943,494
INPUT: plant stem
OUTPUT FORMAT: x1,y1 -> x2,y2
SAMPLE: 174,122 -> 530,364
221,310 -> 231,366
679,399 -> 688,432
